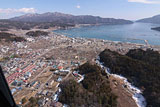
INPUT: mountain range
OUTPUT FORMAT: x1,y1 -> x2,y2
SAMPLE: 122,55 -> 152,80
2,12 -> 160,30
10,12 -> 133,25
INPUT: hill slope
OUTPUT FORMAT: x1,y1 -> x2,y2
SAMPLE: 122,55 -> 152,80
99,49 -> 160,107
137,14 -> 160,24
59,62 -> 117,107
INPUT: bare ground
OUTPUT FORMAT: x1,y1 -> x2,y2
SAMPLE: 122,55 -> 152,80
109,76 -> 137,107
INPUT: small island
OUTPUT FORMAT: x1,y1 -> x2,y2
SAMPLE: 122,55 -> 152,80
151,27 -> 160,31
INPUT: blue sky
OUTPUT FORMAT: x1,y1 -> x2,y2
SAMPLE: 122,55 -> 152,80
0,0 -> 160,20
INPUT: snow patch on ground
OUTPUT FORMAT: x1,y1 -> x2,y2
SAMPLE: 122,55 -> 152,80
132,93 -> 146,107
78,75 -> 84,83
96,58 -> 147,107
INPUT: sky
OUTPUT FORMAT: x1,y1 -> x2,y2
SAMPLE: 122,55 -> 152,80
0,0 -> 160,20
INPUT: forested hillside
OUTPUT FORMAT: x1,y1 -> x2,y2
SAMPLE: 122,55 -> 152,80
0,32 -> 26,42
59,62 -> 117,107
26,31 -> 49,37
99,49 -> 160,107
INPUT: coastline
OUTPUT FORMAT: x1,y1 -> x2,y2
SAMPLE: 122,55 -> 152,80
3,27 -> 160,54
52,22 -> 160,46
52,31 -> 160,54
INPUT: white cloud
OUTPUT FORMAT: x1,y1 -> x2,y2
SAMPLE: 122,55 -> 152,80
128,0 -> 160,4
0,8 -> 36,14
76,5 -> 81,9
18,8 -> 36,13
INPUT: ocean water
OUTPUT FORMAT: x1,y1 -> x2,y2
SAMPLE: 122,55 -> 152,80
54,22 -> 160,45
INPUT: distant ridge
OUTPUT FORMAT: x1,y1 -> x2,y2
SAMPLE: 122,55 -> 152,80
137,14 -> 160,24
10,12 -> 133,25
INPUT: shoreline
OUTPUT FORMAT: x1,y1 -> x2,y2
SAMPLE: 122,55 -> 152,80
2,28 -> 160,56
53,31 -> 148,45
52,31 -> 160,54
52,22 -> 160,46
3,25 -> 160,48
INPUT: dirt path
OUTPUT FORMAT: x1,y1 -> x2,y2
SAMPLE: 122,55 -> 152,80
109,75 -> 138,107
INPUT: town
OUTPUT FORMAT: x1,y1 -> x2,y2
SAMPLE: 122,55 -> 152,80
1,29 -> 160,107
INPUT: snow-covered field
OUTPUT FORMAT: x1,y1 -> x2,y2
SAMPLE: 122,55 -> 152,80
96,58 -> 147,107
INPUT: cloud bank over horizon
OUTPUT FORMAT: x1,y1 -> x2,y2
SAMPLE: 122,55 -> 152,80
128,0 -> 160,4
0,8 -> 36,14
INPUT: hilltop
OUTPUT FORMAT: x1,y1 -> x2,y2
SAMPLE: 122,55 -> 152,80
59,62 -> 117,107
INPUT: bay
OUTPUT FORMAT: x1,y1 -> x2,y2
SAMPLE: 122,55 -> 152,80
54,22 -> 160,45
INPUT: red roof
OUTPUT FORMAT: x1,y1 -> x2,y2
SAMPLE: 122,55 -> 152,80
58,66 -> 63,70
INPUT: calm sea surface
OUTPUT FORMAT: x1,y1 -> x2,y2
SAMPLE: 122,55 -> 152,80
54,23 -> 160,45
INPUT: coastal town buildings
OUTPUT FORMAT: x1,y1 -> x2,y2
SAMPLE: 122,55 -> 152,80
0,29 -> 160,106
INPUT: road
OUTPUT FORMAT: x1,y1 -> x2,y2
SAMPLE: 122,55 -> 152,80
21,73 -> 53,106
19,46 -> 56,71
37,74 -> 53,93
13,45 -> 74,105
29,66 -> 50,83
62,70 -> 72,81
